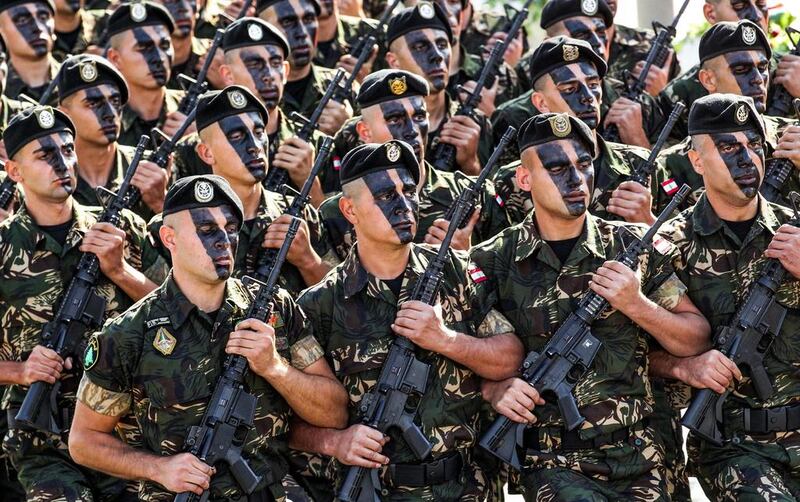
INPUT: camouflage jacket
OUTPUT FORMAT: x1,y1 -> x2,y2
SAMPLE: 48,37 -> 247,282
490,77 -> 666,167
491,136 -> 659,225
654,114 -> 800,213
147,185 -> 337,294
607,24 -> 680,86
79,275 -> 324,501
280,65 -> 356,123
313,15 -> 379,70
118,89 -> 185,147
469,212 -> 686,439
52,9 -> 103,62
319,162 -> 510,261
0,201 -> 166,412
0,96 -> 29,208
662,194 -> 800,412
3,57 -> 60,105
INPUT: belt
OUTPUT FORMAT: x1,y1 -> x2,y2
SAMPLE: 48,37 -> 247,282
522,426 -> 632,451
733,404 -> 800,434
386,451 -> 463,487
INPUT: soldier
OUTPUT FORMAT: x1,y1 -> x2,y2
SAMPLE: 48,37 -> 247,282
0,0 -> 60,104
313,0 -> 378,80
0,47 -> 31,222
57,54 -> 169,219
150,0 -> 208,90
470,112 -> 711,501
51,0 -> 102,62
656,21 -> 800,210
0,105 -> 165,500
491,37 -> 659,226
651,93 -> 800,501
105,1 -> 192,146
290,140 -> 524,501
150,85 -> 335,294
257,0 -> 354,136
69,174 -> 349,501
321,69 -> 509,260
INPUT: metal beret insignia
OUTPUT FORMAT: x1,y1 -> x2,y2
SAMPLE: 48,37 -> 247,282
563,44 -> 579,62
228,89 -> 247,109
418,2 -> 435,19
389,75 -> 407,95
742,25 -> 757,45
131,2 -> 147,22
735,103 -> 749,124
386,142 -> 401,162
37,108 -> 55,129
581,0 -> 598,16
248,23 -> 263,41
195,180 -> 214,202
550,114 -> 571,137
80,61 -> 98,82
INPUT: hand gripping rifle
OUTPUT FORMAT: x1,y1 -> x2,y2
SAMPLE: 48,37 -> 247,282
252,137 -> 333,282
681,193 -> 800,446
767,27 -> 800,118
760,99 -> 800,204
15,135 -> 150,434
604,0 -> 689,144
263,69 -> 345,193
339,165 -> 490,501
176,29 -> 225,115
478,184 -> 691,470
0,160 -> 16,211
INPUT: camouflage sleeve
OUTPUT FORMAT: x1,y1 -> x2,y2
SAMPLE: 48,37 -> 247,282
278,290 -> 324,370
296,277 -> 336,352
84,306 -> 146,397
641,234 -> 688,311
303,203 -> 339,268
466,240 -> 502,324
647,272 -> 688,311
640,92 -> 667,145
318,196 -> 353,262
475,179 -> 511,244
120,209 -> 168,284
476,308 -> 514,338
76,374 -> 132,416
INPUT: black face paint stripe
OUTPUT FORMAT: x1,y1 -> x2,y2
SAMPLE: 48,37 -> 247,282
133,27 -> 169,86
84,87 -> 119,142
563,19 -> 606,58
710,131 -> 764,198
548,63 -> 601,129
239,47 -> 282,109
362,169 -> 418,244
535,141 -> 593,216
9,5 -> 49,57
723,52 -> 769,112
219,113 -> 268,181
403,31 -> 450,92
274,0 -> 317,67
189,207 -> 238,279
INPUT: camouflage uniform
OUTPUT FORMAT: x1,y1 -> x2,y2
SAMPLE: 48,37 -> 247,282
607,24 -> 680,87
0,201 -> 166,501
0,96 -> 30,209
78,274 -> 325,501
460,8 -> 529,62
280,65 -> 355,124
3,58 -> 60,105
117,89 -> 185,147
52,9 -> 103,62
295,243 -> 515,500
313,15 -> 379,70
491,136 -> 663,225
319,162 -> 510,261
146,185 -> 337,294
662,193 -> 800,501
448,44 -> 521,108
468,212 -> 688,500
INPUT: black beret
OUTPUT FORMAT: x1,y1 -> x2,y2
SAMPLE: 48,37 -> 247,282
105,1 -> 175,39
256,0 -> 320,17
386,2 -> 453,46
518,112 -> 597,157
0,0 -> 54,15
223,17 -> 290,57
162,174 -> 245,228
540,0 -> 613,30
4,106 -> 75,160
340,140 -> 420,186
357,69 -> 429,108
195,85 -> 269,132
699,20 -> 772,64
688,93 -> 765,139
528,36 -> 607,86
58,55 -> 130,104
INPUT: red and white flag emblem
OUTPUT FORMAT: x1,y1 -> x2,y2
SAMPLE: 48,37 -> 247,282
333,156 -> 342,171
468,267 -> 487,283
494,194 -> 505,207
661,178 -> 679,195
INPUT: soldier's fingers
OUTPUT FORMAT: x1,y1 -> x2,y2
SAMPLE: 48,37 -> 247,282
701,377 -> 726,394
777,224 -> 800,235
607,197 -> 643,210
588,280 -> 611,298
266,222 -> 292,233
589,272 -> 615,289
424,233 -> 442,245
716,353 -> 742,381
616,180 -> 647,193
426,225 -> 447,242
356,435 -> 385,453
498,402 -> 533,424
710,363 -> 735,386
37,346 -> 63,362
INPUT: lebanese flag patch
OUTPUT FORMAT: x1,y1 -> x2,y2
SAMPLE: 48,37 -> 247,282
494,194 -> 505,207
333,156 -> 342,171
661,178 -> 679,196
469,267 -> 487,283
652,236 -> 671,255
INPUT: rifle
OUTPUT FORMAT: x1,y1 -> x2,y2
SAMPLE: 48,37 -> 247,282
252,137 -> 333,282
681,193 -> 800,446
767,27 -> 800,118
628,102 -> 684,187
443,125 -> 515,229
0,161 -> 16,211
478,184 -> 691,470
176,29 -> 225,115
604,0 -> 689,144
263,69 -> 345,193
15,135 -> 150,434
339,170 -> 487,502
430,5 -> 527,172
761,99 -> 800,204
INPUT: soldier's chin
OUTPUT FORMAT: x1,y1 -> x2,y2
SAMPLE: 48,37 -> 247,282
429,77 -> 447,92
214,265 -> 232,280
738,184 -> 759,199
565,201 -> 587,217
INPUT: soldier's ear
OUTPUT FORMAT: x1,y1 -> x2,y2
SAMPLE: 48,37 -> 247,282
688,147 -> 705,177
282,61 -> 290,83
218,65 -> 236,87
385,51 -> 400,70
698,68 -> 717,94
355,120 -> 372,142
196,141 -> 215,165
5,160 -> 22,183
531,92 -> 550,113
516,155 -> 533,192
702,2 -> 717,24
158,224 -> 177,254
339,191 -> 359,225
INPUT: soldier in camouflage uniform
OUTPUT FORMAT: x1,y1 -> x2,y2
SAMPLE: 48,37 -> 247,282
289,140 -> 523,501
491,38 -> 662,227
0,106 -> 166,501
51,0 -> 103,62
258,0 -> 355,137
470,112 -> 711,501
0,48 -> 31,221
313,0 -> 379,75
69,174 -> 349,501
148,0 -> 205,90
148,86 -> 336,294
651,93 -> 800,501
320,69 -> 509,261
104,2 -> 192,147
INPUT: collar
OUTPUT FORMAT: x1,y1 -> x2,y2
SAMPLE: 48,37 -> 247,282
514,211 -> 606,263
692,192 -> 781,238
121,92 -> 169,131
341,244 -> 430,300
16,199 -> 97,250
159,273 -> 251,330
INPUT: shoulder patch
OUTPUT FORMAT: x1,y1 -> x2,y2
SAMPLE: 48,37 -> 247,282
153,327 -> 177,356
268,311 -> 285,329
83,335 -> 99,371
652,235 -> 674,255
145,317 -> 171,329
661,178 -> 679,196
468,266 -> 487,283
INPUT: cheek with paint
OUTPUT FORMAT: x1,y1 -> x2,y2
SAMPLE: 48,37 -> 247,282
723,54 -> 768,112
563,19 -> 605,60
10,6 -> 51,57
240,49 -> 282,109
379,101 -> 425,157
736,2 -> 767,26
274,3 -> 315,67
163,0 -> 194,37
219,114 -> 268,182
403,32 -> 450,92
536,142 -> 592,216
38,135 -> 77,194
549,65 -> 600,130
133,28 -> 169,86
711,132 -> 763,198
363,171 -> 418,244
84,88 -> 120,142
189,208 -> 238,280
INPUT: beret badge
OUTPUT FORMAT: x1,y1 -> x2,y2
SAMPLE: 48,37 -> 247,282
735,104 -> 749,124
581,0 -> 598,16
386,142 -> 401,162
389,76 -> 407,95
37,108 -> 55,129
195,181 -> 214,202
228,89 -> 247,109
550,114 -> 571,137
563,44 -> 579,62
418,2 -> 435,19
248,23 -> 263,41
80,61 -> 98,82
131,2 -> 147,22
742,25 -> 757,45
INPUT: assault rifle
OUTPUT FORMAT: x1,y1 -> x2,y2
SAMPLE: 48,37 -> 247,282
478,184 -> 691,470
761,99 -> 800,204
605,0 -> 689,144
263,69 -> 345,193
339,160 -> 489,501
176,29 -> 224,115
0,160 -> 16,211
681,192 -> 800,446
766,27 -> 800,118
15,135 -> 150,434
253,136 -> 333,282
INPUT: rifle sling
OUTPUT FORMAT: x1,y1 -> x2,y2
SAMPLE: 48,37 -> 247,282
521,425 -> 631,452
386,450 -> 462,487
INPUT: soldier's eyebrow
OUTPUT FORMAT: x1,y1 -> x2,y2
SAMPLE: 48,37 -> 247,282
710,133 -> 741,147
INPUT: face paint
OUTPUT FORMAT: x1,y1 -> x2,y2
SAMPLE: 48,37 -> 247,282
189,206 -> 240,279
403,30 -> 451,92
362,169 -> 418,244
219,113 -> 268,181
273,0 -> 317,68
37,132 -> 77,195
549,62 -> 602,129
723,51 -> 769,113
709,130 -> 764,198
63,0 -> 81,13
317,0 -> 333,17
238,46 -> 284,109
132,27 -> 171,86
731,0 -> 768,27
9,4 -> 52,58
160,0 -> 194,38
83,86 -> 122,142
563,18 -> 607,60
534,140 -> 594,216
378,97 -> 429,162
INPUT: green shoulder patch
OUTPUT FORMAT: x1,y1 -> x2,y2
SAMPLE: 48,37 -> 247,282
83,336 -> 99,371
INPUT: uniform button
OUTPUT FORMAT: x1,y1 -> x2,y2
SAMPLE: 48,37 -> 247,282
381,489 -> 389,496
633,438 -> 643,447
732,436 -> 741,444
